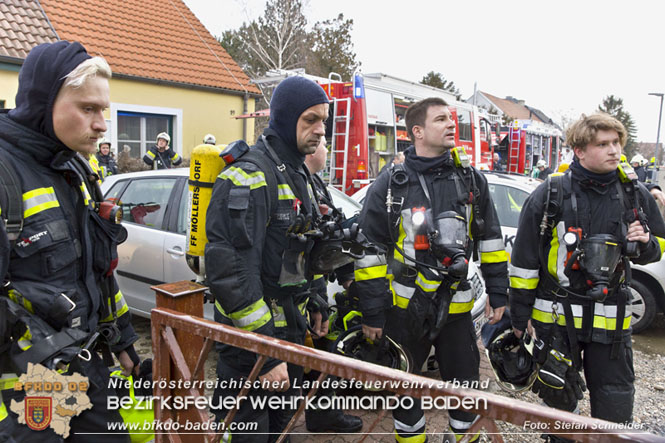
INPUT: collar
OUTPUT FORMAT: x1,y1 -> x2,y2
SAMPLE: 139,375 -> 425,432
262,128 -> 305,169
570,159 -> 618,189
404,145 -> 453,173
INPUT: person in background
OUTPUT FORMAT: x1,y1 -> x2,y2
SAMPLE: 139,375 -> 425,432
143,132 -> 181,169
96,137 -> 118,179
493,152 -> 503,171
536,159 -> 552,181
203,134 -> 216,145
630,154 -> 647,182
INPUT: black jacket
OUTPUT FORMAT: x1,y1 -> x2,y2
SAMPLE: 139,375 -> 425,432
510,163 -> 665,343
354,146 -> 509,328
0,112 -> 136,364
205,129 -> 318,374
95,152 -> 118,178
143,145 -> 181,169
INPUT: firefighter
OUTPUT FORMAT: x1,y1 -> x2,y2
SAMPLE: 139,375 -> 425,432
204,76 -> 332,442
510,113 -> 665,439
536,159 -> 553,181
355,97 -> 509,442
0,42 -> 138,441
142,132 -> 181,169
203,133 -> 216,145
96,137 -> 118,179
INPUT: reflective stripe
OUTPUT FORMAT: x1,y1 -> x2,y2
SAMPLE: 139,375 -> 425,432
269,301 -> 308,328
394,432 -> 426,443
394,416 -> 426,433
449,288 -> 474,314
510,276 -> 539,290
480,250 -> 508,264
8,289 -> 34,313
548,222 -> 570,286
172,153 -> 180,161
220,167 -> 267,190
656,236 -> 665,259
478,239 -> 504,252
216,299 -> 271,331
147,151 -> 156,159
18,327 -> 32,351
23,187 -> 59,218
392,280 -> 416,309
449,415 -> 478,431
510,264 -> 539,279
355,264 -> 387,281
79,183 -> 91,207
277,184 -> 296,200
0,374 -> 18,391
531,298 -> 632,330
394,209 -> 416,266
356,254 -> 386,269
100,290 -> 129,322
415,272 -> 440,293
0,400 -> 7,421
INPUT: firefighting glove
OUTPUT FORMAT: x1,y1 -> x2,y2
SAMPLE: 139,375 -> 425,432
405,290 -> 435,341
307,292 -> 330,323
532,348 -> 586,407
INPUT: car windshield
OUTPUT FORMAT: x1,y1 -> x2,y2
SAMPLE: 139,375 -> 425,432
488,183 -> 530,228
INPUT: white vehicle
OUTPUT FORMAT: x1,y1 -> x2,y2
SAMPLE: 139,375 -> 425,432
352,171 -> 665,333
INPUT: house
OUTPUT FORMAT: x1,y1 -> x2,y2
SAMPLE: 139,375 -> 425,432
0,0 -> 260,160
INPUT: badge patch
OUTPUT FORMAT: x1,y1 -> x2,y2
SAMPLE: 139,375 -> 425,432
25,397 -> 52,431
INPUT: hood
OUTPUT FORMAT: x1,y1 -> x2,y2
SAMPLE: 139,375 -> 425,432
261,127 -> 305,168
8,41 -> 91,143
268,76 -> 329,149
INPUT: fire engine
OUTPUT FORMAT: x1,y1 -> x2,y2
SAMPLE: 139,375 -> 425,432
495,119 -> 564,175
319,72 -> 500,194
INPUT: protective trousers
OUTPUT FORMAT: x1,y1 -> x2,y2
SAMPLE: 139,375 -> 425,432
385,308 -> 480,443
211,351 -> 305,443
303,336 -> 344,427
541,336 -> 634,422
1,353 -> 129,442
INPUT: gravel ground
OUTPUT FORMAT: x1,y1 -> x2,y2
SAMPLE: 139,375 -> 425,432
130,316 -> 665,442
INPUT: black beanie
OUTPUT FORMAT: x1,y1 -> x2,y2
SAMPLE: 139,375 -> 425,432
268,76 -> 329,149
9,41 -> 92,141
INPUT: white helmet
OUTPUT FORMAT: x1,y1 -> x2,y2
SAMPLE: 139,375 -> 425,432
156,132 -> 170,144
203,134 -> 216,145
536,159 -> 547,168
630,154 -> 645,165
97,137 -> 111,150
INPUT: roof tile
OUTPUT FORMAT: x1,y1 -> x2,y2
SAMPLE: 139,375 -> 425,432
481,91 -> 545,123
39,0 -> 258,93
0,0 -> 57,59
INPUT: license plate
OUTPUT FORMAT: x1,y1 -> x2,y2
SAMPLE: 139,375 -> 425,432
473,314 -> 489,337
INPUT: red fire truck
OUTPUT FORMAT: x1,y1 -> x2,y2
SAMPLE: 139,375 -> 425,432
318,72 -> 499,195
495,119 -> 564,175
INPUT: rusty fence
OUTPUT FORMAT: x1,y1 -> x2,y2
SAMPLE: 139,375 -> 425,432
150,281 -> 663,443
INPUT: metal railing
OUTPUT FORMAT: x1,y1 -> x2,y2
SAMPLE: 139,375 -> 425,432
150,281 -> 662,443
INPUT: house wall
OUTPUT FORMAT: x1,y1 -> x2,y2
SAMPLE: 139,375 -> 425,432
0,68 -> 19,108
109,78 -> 255,158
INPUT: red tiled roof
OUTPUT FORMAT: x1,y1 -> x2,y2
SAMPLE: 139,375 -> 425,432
38,0 -> 259,94
481,91 -> 544,123
0,0 -> 57,59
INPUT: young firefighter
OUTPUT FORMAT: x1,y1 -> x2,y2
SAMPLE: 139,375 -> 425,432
142,132 -> 181,169
355,97 -> 509,442
510,113 -> 665,440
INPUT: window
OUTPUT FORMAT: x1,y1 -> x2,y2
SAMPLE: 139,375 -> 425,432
488,184 -> 529,229
117,178 -> 177,228
457,109 -> 473,141
176,183 -> 190,235
117,112 -> 172,159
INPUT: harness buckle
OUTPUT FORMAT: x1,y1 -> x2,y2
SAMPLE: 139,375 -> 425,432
78,349 -> 91,361
59,293 -> 77,313
551,302 -> 560,322
4,219 -> 23,241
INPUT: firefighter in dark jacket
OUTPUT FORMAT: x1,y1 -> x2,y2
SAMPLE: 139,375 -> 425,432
510,113 -> 665,435
0,42 -> 138,441
205,76 -> 332,442
355,97 -> 509,442
142,132 -> 181,169
95,138 -> 118,179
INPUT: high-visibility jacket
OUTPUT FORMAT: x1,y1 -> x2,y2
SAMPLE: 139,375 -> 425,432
510,167 -> 665,343
0,113 -> 136,370
205,129 -> 318,374
355,146 -> 509,328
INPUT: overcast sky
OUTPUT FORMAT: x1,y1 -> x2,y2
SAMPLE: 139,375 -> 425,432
183,0 -> 665,143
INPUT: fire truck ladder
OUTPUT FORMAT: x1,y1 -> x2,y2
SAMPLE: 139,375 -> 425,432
508,126 -> 521,174
328,97 -> 351,192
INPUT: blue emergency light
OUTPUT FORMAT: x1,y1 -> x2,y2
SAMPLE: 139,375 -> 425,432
353,73 -> 365,99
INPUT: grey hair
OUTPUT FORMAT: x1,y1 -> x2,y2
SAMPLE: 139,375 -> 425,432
62,56 -> 112,89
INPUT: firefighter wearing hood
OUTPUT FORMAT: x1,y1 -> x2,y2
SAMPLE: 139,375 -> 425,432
0,42 -> 138,441
355,97 -> 509,442
205,76 -> 354,441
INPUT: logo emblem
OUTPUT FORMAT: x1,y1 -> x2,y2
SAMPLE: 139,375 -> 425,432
25,397 -> 52,431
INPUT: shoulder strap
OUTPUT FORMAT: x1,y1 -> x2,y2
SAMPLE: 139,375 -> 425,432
388,162 -> 408,240
239,149 -> 278,218
0,150 -> 23,247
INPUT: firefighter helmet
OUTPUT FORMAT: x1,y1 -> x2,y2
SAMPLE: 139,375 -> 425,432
203,134 -> 216,145
486,329 -> 537,393
97,137 -> 111,150
334,326 -> 411,380
630,154 -> 645,166
156,132 -> 170,144
536,159 -> 547,168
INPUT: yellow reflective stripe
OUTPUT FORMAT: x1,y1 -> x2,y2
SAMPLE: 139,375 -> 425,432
23,187 -> 60,218
415,272 -> 440,293
100,290 -> 129,322
394,431 -> 426,443
355,264 -> 387,281
147,151 -> 156,159
548,222 -> 570,286
657,236 -> 665,259
217,298 -> 271,331
593,315 -> 632,330
220,167 -> 267,190
510,276 -> 539,290
8,289 -> 34,313
79,183 -> 91,206
0,401 -> 7,421
480,250 -> 508,264
392,279 -> 415,309
277,184 -> 296,200
0,375 -> 18,391
18,327 -> 32,351
172,153 -> 180,161
449,300 -> 474,314
394,209 -> 416,266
